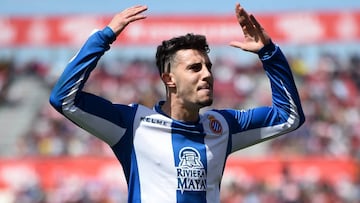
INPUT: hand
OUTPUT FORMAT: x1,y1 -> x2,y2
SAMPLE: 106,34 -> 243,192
108,5 -> 148,37
230,3 -> 271,53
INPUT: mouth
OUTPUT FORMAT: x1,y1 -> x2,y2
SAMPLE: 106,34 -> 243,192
197,83 -> 213,91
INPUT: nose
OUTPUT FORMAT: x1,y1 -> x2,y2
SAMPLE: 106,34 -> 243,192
202,64 -> 213,82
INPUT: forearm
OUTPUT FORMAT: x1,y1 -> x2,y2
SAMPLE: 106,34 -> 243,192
48,27 -> 135,146
49,27 -> 116,113
258,41 -> 305,127
226,43 -> 305,152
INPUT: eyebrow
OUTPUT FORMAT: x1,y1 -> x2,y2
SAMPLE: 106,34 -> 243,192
206,62 -> 213,68
186,61 -> 213,69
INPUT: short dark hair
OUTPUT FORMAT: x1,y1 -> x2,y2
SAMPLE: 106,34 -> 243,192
155,33 -> 210,75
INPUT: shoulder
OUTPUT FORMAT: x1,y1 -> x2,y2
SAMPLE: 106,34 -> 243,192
201,108 -> 243,127
203,108 -> 244,121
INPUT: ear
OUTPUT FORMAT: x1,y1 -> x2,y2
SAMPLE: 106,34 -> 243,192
161,72 -> 176,88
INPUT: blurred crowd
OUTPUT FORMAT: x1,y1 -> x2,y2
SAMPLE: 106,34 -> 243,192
10,50 -> 360,159
0,47 -> 359,202
0,60 -> 14,105
7,162 -> 360,203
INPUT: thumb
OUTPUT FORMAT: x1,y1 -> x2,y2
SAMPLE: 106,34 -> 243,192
229,41 -> 248,51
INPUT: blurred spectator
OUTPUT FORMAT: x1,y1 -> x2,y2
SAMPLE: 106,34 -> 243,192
0,60 -> 14,105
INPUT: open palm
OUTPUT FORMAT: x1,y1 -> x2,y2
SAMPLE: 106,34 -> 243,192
230,3 -> 271,53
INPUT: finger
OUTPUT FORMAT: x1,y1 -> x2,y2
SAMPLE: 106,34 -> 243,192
229,41 -> 242,48
108,5 -> 147,36
249,14 -> 264,35
250,14 -> 270,44
124,5 -> 148,23
235,4 -> 248,27
130,5 -> 148,16
249,15 -> 263,42
235,4 -> 255,36
125,5 -> 148,18
229,41 -> 247,51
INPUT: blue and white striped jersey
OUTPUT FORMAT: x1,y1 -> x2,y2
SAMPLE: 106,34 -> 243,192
49,26 -> 305,203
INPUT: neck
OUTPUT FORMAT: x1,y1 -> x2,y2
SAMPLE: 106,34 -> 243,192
161,100 -> 200,123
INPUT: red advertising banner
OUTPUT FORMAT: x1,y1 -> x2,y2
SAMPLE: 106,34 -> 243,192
0,157 -> 356,190
0,10 -> 359,47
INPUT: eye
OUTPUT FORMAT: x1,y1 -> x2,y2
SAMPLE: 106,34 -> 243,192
206,62 -> 212,71
188,63 -> 202,72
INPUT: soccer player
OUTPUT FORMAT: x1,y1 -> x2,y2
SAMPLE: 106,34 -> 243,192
49,3 -> 305,203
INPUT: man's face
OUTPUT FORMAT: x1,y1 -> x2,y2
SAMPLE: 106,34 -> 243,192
168,49 -> 214,108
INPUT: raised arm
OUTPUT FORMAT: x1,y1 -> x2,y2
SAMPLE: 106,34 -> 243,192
49,5 -> 148,146
220,3 -> 305,152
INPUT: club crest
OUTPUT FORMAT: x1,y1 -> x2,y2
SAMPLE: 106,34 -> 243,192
208,115 -> 222,134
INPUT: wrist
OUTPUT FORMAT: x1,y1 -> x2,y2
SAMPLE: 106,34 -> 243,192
103,26 -> 117,44
257,40 -> 277,60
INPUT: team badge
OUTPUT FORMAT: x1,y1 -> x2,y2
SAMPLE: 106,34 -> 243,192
208,115 -> 222,134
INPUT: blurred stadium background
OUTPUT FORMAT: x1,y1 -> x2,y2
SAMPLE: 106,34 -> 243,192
0,0 -> 359,202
